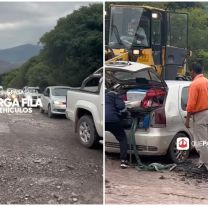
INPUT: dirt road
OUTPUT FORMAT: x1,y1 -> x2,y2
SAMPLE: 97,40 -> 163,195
105,154 -> 208,204
0,109 -> 102,204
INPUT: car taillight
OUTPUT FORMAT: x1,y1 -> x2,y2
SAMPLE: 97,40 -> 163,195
141,88 -> 166,109
150,107 -> 166,128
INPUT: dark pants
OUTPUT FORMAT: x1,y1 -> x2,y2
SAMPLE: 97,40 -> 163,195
105,122 -> 128,160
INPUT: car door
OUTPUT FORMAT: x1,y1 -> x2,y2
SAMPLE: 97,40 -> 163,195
42,88 -> 50,111
80,74 -> 103,136
178,85 -> 194,139
45,88 -> 51,111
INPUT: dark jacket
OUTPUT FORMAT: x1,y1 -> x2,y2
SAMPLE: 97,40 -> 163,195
105,91 -> 125,122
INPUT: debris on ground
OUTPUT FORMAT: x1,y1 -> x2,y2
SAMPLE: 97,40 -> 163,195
106,153 -> 208,204
159,175 -> 165,180
174,161 -> 208,182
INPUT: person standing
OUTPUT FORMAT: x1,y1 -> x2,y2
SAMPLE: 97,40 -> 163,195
105,90 -> 128,169
185,62 -> 208,170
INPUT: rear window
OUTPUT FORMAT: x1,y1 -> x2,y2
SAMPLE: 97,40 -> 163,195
113,70 -> 151,81
106,69 -> 162,85
81,76 -> 102,93
181,86 -> 189,111
27,88 -> 39,93
52,88 -> 69,96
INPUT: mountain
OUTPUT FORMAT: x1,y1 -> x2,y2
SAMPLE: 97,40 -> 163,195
0,44 -> 42,74
0,44 -> 42,65
0,60 -> 17,74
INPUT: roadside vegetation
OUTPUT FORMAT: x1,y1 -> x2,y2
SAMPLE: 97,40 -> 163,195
0,3 -> 103,89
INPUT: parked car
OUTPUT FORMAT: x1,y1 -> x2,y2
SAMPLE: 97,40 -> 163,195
65,70 -> 103,148
105,61 -> 193,163
0,86 -> 6,99
0,90 -> 7,99
40,86 -> 71,118
21,87 -> 41,105
6,88 -> 19,101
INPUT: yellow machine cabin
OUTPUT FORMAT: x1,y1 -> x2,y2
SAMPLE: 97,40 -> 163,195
105,5 -> 190,80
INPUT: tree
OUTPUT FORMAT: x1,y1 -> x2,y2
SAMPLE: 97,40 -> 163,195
40,3 -> 103,86
0,3 -> 103,88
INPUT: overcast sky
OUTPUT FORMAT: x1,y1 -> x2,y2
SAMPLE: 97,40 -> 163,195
0,2 -> 91,49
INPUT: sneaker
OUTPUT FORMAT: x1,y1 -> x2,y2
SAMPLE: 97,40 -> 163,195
120,160 -> 128,169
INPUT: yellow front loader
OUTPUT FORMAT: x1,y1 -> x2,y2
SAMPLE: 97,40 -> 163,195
105,5 -> 191,80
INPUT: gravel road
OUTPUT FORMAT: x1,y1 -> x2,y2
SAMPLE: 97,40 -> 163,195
105,153 -> 208,204
0,109 -> 103,204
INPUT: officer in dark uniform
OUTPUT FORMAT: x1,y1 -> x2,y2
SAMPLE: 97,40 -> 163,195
105,91 -> 128,169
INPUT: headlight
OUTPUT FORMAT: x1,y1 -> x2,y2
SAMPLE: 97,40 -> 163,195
133,50 -> 140,55
11,94 -> 17,99
53,100 -> 64,105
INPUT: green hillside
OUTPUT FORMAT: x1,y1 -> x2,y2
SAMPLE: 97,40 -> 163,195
0,3 -> 103,89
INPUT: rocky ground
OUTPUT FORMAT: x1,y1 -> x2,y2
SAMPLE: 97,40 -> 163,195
105,153 -> 208,204
0,109 -> 103,204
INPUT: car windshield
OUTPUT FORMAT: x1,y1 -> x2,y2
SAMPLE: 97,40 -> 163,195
109,6 -> 150,49
52,88 -> 69,96
27,88 -> 39,93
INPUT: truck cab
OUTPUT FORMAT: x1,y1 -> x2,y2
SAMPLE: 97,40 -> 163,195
106,5 -> 190,80
66,70 -> 103,148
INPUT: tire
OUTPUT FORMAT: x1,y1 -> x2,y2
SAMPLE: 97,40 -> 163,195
40,107 -> 44,113
167,132 -> 190,164
77,115 -> 100,148
48,105 -> 54,118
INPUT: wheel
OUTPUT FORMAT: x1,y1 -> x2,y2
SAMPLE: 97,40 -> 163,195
48,105 -> 54,118
77,115 -> 100,148
167,133 -> 190,164
40,107 -> 44,113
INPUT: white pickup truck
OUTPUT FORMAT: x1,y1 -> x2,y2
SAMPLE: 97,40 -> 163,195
66,71 -> 103,148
